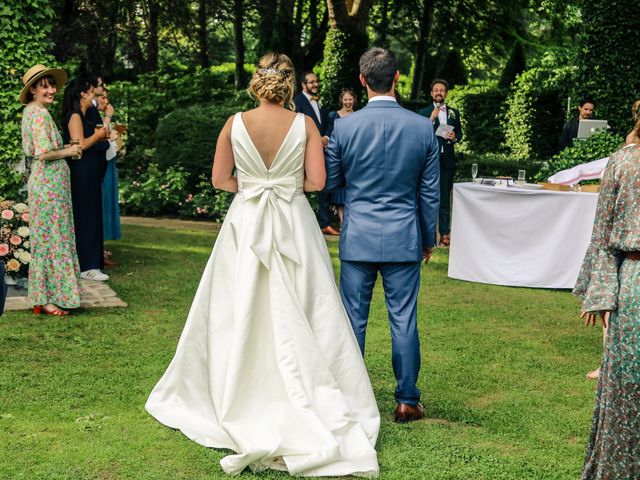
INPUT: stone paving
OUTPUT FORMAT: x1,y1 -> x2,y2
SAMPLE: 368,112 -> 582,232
5,279 -> 127,312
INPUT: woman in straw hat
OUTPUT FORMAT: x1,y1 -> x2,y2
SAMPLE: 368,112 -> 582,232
20,64 -> 83,316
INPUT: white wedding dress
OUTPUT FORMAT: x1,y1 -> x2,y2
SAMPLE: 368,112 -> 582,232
146,112 -> 380,477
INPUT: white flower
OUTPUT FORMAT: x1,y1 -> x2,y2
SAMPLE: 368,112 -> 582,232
13,203 -> 28,214
18,251 -> 31,264
23,241 -> 30,249
17,226 -> 30,237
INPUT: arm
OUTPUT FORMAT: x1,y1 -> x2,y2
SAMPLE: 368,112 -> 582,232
68,113 -> 108,151
419,128 -> 441,250
323,117 -> 346,193
211,116 -> 238,192
573,153 -> 622,314
303,115 -> 325,191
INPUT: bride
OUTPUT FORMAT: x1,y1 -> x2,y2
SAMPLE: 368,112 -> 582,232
145,53 -> 380,477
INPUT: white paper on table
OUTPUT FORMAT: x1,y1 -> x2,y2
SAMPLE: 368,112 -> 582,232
547,156 -> 609,185
435,123 -> 454,139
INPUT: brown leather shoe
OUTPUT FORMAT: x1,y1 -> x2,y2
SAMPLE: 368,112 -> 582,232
394,402 -> 425,423
321,226 -> 340,236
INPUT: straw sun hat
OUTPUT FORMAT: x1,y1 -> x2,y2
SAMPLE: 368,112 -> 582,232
19,64 -> 68,105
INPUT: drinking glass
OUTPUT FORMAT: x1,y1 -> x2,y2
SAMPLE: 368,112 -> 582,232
471,163 -> 478,183
517,169 -> 526,184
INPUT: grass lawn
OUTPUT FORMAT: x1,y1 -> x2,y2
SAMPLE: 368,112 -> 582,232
0,223 -> 600,479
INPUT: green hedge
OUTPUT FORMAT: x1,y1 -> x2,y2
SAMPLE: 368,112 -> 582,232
534,131 -> 624,182
447,81 -> 508,155
454,152 -> 542,183
574,0 -> 640,133
155,103 -> 241,189
0,0 -> 56,200
503,66 -> 575,162
108,64 -> 253,179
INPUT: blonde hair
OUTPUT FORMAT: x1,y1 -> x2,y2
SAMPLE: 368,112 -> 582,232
248,52 -> 295,109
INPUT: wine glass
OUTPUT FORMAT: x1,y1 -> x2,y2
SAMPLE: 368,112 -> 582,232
471,163 -> 478,183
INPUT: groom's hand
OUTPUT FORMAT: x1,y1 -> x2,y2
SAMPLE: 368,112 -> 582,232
422,248 -> 433,264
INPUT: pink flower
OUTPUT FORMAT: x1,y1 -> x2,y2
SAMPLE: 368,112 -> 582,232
1,209 -> 14,220
21,213 -> 29,222
0,244 -> 8,256
9,235 -> 22,246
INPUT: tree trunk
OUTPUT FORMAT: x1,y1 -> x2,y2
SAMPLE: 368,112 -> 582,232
378,0 -> 389,47
410,0 -> 434,101
258,0 -> 276,54
234,0 -> 246,90
145,0 -> 160,72
322,0 -> 374,108
198,0 -> 209,68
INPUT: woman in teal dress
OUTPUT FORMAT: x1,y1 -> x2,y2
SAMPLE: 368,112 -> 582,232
574,143 -> 640,479
19,64 -> 83,316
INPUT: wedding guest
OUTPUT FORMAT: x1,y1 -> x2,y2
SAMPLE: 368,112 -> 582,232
0,261 -> 6,315
325,89 -> 356,227
418,79 -> 462,247
62,77 -> 110,282
559,96 -> 596,151
19,64 -> 83,316
294,71 -> 338,236
625,99 -> 640,145
95,87 -> 121,266
574,141 -> 640,479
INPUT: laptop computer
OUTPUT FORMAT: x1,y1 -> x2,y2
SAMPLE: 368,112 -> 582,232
577,119 -> 608,139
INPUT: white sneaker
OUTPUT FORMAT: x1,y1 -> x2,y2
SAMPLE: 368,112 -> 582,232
81,269 -> 109,282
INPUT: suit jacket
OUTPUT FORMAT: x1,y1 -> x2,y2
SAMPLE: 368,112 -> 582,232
0,262 -> 6,316
294,93 -> 329,136
559,118 -> 579,151
418,104 -> 463,169
325,100 -> 440,262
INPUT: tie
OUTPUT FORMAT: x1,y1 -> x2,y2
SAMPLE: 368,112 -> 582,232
439,106 -> 446,111
310,96 -> 319,102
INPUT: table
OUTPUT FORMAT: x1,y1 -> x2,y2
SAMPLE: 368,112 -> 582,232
447,183 -> 599,289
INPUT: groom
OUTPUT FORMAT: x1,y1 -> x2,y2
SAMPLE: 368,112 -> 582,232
325,47 -> 440,423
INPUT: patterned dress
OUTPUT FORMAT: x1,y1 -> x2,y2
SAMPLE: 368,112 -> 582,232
574,143 -> 640,479
22,103 -> 81,308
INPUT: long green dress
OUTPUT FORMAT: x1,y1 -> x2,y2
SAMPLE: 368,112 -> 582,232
22,102 -> 81,308
573,143 -> 640,479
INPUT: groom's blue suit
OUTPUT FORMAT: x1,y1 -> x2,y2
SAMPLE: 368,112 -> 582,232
325,98 -> 440,405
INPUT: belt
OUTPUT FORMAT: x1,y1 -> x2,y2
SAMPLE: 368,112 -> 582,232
626,251 -> 640,261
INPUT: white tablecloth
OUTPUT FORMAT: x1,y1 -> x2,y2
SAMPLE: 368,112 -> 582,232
448,183 -> 599,289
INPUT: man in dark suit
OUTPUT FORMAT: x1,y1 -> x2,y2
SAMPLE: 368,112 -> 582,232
0,262 -> 7,315
325,47 -> 440,423
419,79 -> 462,247
294,71 -> 338,236
559,96 -> 596,151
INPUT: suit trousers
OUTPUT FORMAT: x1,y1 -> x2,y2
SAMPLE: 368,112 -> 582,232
439,164 -> 455,235
317,190 -> 332,228
340,260 -> 422,405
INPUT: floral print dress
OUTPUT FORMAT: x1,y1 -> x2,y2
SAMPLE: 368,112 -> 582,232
22,103 -> 81,308
573,143 -> 640,479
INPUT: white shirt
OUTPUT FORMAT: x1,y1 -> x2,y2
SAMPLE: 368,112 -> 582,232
368,95 -> 397,103
303,91 -> 322,124
434,102 -> 447,125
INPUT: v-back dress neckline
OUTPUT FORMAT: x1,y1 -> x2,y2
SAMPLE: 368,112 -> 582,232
237,112 -> 301,172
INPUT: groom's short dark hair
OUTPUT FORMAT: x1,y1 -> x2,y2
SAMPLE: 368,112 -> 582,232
359,47 -> 398,94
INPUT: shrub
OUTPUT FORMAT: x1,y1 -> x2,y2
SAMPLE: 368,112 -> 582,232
0,1 -> 56,200
154,103 -> 240,189
119,164 -> 233,221
503,66 -> 575,162
534,131 -> 624,182
107,64 -> 253,179
447,81 -> 508,155
454,152 -> 542,183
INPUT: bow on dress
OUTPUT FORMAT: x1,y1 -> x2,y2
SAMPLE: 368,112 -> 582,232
241,176 -> 301,269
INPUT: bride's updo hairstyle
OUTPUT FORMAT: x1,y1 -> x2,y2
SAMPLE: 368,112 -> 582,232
248,52 -> 295,109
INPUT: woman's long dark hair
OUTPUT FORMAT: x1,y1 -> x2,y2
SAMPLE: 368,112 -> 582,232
61,76 -> 93,121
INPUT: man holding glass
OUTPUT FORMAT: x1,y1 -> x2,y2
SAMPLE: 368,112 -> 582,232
418,79 -> 463,247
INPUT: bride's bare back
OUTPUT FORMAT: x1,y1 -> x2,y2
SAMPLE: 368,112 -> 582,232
241,106 -> 298,169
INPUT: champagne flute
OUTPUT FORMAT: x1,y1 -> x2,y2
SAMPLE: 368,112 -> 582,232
471,163 -> 478,183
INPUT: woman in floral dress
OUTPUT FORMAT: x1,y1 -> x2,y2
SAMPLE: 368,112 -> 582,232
574,142 -> 640,479
19,64 -> 83,316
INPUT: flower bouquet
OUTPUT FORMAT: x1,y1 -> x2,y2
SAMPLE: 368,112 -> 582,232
0,200 -> 30,286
